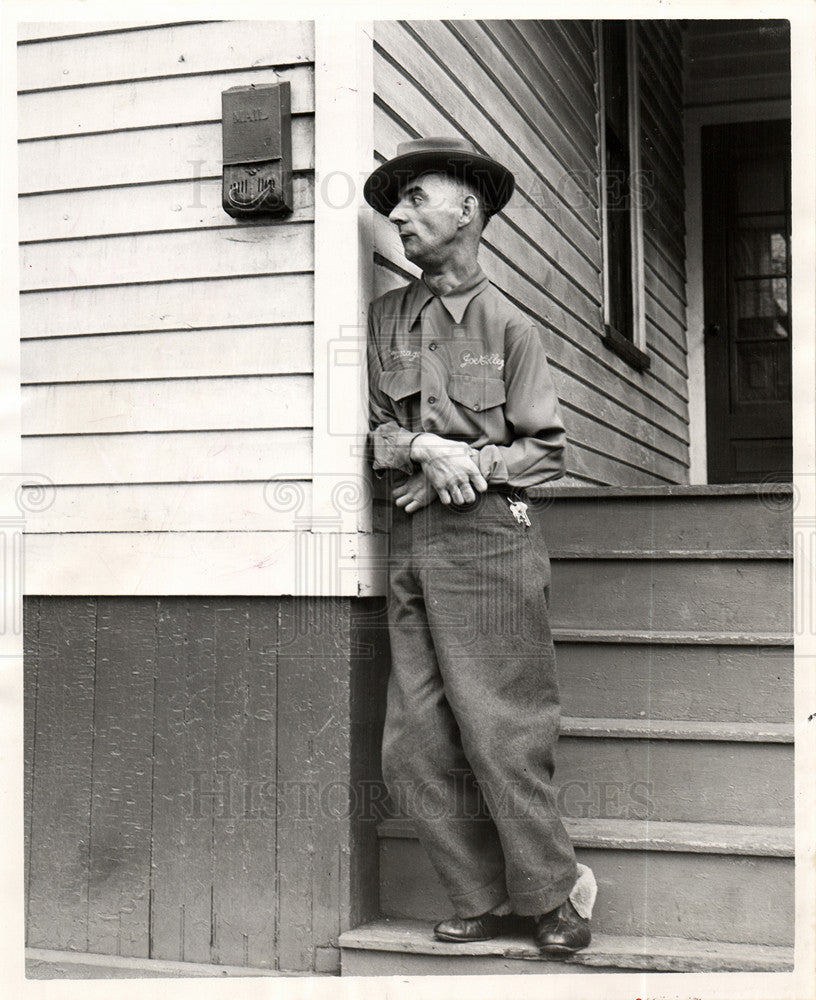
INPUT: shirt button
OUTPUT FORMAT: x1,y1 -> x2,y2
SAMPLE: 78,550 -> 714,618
428,396 -> 437,405
429,342 -> 438,351
473,403 -> 481,411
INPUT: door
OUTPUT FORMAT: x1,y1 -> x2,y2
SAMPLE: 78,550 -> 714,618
702,119 -> 792,483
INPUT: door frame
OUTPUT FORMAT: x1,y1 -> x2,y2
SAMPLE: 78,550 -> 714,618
682,101 -> 790,484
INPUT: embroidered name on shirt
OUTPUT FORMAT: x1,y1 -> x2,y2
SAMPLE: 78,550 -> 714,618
460,351 -> 505,371
390,349 -> 420,361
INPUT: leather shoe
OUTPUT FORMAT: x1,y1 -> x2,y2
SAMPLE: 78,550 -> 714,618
534,899 -> 591,955
433,913 -> 501,942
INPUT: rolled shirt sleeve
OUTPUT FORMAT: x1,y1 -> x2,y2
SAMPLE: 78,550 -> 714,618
367,307 -> 419,476
473,321 -> 566,488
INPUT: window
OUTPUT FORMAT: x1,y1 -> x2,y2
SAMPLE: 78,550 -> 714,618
597,20 -> 650,371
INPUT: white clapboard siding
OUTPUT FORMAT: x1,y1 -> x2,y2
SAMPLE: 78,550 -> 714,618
22,375 -> 313,435
374,21 -> 599,264
19,118 -> 314,194
23,532 -> 368,597
20,273 -> 314,338
17,21 -> 185,42
20,224 -> 313,291
19,64 -> 314,140
23,429 -> 313,486
443,20 -> 598,194
22,326 -> 313,384
18,20 -> 314,88
19,175 -> 315,243
22,482 -> 314,533
17,20 -> 319,589
638,22 -> 689,398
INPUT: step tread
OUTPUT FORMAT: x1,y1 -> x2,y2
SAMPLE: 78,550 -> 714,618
532,484 -> 793,499
339,918 -> 794,973
378,817 -> 795,856
553,628 -> 793,645
550,549 -> 791,559
561,717 -> 794,742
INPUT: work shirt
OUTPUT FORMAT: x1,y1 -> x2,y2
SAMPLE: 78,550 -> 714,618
367,266 -> 566,489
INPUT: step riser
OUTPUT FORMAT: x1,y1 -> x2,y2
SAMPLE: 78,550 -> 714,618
555,643 -> 793,723
538,495 -> 792,555
555,738 -> 792,825
379,839 -> 794,946
548,560 -> 791,634
342,950 -> 606,975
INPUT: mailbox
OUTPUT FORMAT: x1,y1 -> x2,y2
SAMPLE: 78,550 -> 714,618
221,81 -> 293,219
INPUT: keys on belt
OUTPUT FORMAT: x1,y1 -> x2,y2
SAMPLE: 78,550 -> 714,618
506,495 -> 531,527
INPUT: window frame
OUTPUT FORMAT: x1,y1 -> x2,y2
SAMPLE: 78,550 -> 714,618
597,19 -> 650,372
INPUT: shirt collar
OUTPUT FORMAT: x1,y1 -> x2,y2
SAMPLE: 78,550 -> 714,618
404,267 -> 490,328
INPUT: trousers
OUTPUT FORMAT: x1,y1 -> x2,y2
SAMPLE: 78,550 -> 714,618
381,488 -> 578,918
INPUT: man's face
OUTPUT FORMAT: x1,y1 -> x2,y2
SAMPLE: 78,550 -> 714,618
388,173 -> 464,268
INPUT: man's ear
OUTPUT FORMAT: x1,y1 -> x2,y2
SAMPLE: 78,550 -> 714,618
458,193 -> 480,229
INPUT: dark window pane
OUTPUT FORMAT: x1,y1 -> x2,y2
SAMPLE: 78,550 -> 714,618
736,158 -> 786,214
734,277 -> 789,340
733,216 -> 787,278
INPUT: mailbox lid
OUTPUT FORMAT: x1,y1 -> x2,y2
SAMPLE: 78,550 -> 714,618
222,82 -> 290,165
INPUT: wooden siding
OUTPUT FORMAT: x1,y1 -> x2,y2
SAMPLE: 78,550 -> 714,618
683,20 -> 791,107
24,595 -> 389,971
373,19 -> 690,484
17,22 -> 316,554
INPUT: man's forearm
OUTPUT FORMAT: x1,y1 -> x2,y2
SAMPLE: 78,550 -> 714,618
370,421 -> 422,476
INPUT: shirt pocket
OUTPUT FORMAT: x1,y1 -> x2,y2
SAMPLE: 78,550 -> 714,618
379,366 -> 420,405
447,373 -> 506,413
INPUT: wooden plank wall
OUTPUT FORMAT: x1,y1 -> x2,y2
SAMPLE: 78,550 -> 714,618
684,19 -> 791,106
17,21 -> 316,540
23,595 -> 388,973
372,19 -> 690,484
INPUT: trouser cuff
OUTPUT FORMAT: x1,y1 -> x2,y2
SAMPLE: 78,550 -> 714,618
509,863 -> 579,917
450,869 -> 508,919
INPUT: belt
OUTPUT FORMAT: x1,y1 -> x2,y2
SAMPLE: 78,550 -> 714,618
449,483 -> 528,512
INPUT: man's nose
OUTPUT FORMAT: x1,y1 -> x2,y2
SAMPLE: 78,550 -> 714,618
389,201 -> 407,225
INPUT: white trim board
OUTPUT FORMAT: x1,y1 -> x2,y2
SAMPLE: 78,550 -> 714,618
23,531 -> 387,597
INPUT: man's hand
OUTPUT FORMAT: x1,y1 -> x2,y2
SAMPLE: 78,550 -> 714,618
392,471 -> 437,514
410,433 -> 488,506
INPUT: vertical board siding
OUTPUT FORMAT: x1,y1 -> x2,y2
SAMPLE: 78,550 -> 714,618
23,598 -> 40,927
86,600 -> 156,957
684,20 -> 791,106
24,596 -> 360,972
17,22 -> 316,541
373,19 -> 690,484
26,599 -> 98,950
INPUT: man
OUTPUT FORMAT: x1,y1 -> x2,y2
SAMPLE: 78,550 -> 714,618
363,137 -> 594,954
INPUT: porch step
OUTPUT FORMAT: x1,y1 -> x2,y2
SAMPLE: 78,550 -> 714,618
554,638 -> 792,723
560,716 -> 793,741
378,818 -> 794,946
534,484 -> 793,557
547,558 -> 790,633
555,727 -> 792,826
339,918 -> 794,976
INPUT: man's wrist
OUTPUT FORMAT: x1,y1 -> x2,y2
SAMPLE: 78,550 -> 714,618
409,432 -> 431,464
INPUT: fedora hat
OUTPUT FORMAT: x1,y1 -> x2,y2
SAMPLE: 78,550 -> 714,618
363,137 -> 515,219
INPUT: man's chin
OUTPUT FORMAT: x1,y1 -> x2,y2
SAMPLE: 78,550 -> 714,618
401,244 -> 426,267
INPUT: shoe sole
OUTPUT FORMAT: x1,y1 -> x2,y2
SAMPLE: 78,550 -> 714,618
537,940 -> 591,957
433,932 -> 497,943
